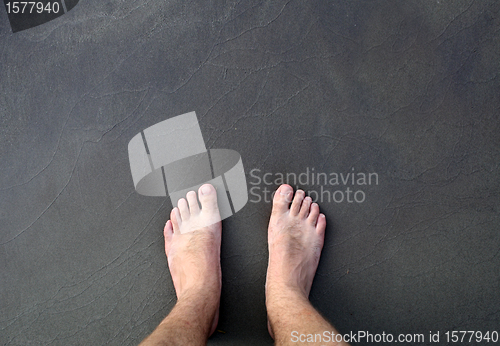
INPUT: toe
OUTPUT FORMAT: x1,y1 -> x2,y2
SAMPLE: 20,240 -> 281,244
164,220 -> 173,252
186,190 -> 200,214
164,220 -> 174,238
308,202 -> 320,224
272,184 -> 293,215
177,198 -> 190,220
170,207 -> 181,232
290,189 -> 305,215
198,184 -> 219,213
316,213 -> 326,236
267,319 -> 274,340
299,196 -> 312,218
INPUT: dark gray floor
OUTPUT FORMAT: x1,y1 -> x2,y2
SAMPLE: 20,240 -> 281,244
1,1 -> 499,345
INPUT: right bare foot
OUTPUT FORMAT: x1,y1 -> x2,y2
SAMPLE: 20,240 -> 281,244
265,184 -> 327,336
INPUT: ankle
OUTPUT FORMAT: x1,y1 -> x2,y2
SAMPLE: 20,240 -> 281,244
159,294 -> 219,340
266,271 -> 309,297
266,282 -> 308,310
177,280 -> 220,302
175,289 -> 220,324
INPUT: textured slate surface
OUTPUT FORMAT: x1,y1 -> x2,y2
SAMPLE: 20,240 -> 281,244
1,1 -> 499,345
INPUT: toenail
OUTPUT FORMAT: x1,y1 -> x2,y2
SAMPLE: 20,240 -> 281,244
280,186 -> 292,196
201,184 -> 212,195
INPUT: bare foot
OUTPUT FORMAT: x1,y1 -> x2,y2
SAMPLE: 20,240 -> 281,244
163,184 -> 222,336
265,184 -> 327,337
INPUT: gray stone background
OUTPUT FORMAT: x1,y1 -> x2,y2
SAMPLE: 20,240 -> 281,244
1,0 -> 499,345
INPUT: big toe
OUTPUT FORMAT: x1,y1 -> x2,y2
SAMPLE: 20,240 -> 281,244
198,184 -> 219,213
271,184 -> 293,215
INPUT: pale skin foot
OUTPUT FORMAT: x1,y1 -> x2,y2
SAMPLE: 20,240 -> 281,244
266,184 -> 350,346
139,184 -> 221,346
141,183 -> 349,346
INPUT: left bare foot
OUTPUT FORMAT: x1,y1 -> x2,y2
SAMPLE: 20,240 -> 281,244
164,183 -> 222,335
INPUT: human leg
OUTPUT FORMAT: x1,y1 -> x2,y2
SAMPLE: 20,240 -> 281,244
140,184 -> 221,346
265,184 -> 350,346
